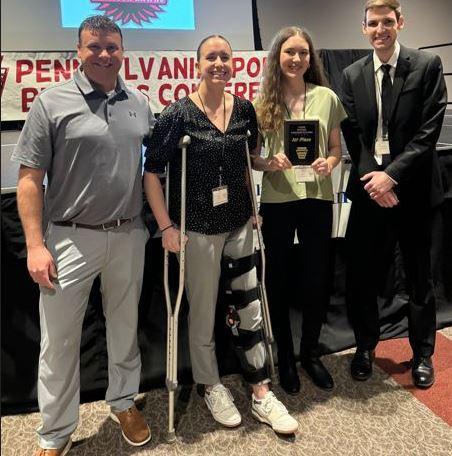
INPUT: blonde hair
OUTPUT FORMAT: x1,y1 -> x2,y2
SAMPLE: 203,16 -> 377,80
256,26 -> 328,132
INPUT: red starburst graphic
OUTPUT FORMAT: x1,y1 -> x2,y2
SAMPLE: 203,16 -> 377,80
0,55 -> 9,97
91,0 -> 168,26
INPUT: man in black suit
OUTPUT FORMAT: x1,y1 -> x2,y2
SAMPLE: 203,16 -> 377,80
341,0 -> 447,388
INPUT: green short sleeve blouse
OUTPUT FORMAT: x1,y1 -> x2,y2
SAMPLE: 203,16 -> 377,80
255,84 -> 347,203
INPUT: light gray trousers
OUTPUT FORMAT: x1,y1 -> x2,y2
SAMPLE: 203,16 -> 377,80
184,220 -> 267,386
37,218 -> 148,449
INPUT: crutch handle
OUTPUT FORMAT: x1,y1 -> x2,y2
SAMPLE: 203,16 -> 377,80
179,135 -> 191,147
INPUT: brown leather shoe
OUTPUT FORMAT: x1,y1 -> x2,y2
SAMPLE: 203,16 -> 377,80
35,439 -> 72,456
110,405 -> 151,446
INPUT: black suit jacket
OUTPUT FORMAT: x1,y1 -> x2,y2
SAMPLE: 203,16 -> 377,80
341,45 -> 447,208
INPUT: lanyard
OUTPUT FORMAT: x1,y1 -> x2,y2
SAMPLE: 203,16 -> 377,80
197,90 -> 226,186
284,83 -> 307,120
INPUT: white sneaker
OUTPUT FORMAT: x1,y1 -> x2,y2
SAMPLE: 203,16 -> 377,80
251,391 -> 298,434
204,383 -> 242,427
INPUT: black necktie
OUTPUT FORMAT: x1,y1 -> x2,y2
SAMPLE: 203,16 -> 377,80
381,64 -> 393,139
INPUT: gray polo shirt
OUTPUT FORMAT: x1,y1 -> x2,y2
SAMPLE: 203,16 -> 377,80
12,69 -> 155,225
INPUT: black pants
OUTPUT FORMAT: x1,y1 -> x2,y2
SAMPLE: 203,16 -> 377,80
345,198 -> 437,357
260,199 -> 333,359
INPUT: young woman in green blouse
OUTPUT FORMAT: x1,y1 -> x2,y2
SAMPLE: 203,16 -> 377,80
253,26 -> 347,394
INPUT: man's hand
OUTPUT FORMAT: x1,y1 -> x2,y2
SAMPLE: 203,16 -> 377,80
361,171 -> 395,199
162,227 -> 188,253
312,157 -> 332,176
373,189 -> 399,208
27,245 -> 57,289
267,153 -> 292,171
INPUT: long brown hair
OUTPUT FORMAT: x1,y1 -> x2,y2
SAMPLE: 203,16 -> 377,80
256,26 -> 328,132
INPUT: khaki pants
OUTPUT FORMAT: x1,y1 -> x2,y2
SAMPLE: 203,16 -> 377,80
184,220 -> 267,385
37,218 -> 148,449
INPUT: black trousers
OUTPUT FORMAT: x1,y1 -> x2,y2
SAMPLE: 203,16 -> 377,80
345,197 -> 437,357
260,199 -> 333,359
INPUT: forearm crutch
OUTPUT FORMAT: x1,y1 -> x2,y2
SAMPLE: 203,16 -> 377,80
164,135 -> 190,443
244,131 -> 277,383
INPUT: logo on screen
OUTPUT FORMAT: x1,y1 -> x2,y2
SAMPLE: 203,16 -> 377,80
0,55 -> 9,97
91,0 -> 168,26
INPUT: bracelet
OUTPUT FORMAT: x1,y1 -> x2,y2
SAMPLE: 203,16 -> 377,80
161,223 -> 174,233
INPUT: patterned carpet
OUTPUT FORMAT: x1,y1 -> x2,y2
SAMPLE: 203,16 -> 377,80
2,328 -> 452,456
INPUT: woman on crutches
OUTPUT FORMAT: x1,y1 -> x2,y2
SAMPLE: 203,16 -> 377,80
144,35 -> 298,434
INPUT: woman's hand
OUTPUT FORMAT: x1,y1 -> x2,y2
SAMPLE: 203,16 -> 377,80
267,152 -> 292,171
312,157 -> 332,176
251,214 -> 263,228
162,227 -> 188,253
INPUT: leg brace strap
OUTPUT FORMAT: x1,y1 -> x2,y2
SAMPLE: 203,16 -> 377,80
224,287 -> 260,310
221,253 -> 256,280
232,328 -> 269,384
235,351 -> 269,384
233,327 -> 263,350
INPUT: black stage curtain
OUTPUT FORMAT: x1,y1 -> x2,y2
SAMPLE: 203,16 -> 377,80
319,49 -> 372,98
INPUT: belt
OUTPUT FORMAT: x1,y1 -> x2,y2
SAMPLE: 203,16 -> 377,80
53,217 -> 135,231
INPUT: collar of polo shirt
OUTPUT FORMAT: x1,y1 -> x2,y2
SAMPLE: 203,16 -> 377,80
74,67 -> 127,96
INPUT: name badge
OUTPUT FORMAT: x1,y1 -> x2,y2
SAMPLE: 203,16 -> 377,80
294,165 -> 315,183
212,185 -> 229,207
375,138 -> 390,156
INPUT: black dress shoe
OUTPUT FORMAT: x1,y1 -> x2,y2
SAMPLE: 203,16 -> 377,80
350,349 -> 374,381
412,356 -> 434,389
278,357 -> 300,395
300,356 -> 334,391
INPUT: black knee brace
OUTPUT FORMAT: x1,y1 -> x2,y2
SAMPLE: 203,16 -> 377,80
221,254 -> 268,383
222,253 -> 259,336
224,288 -> 260,338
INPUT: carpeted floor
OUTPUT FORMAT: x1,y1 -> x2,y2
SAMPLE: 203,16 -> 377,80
2,327 -> 452,456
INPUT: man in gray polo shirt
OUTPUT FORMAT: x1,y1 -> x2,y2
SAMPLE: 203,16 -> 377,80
12,16 -> 154,455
